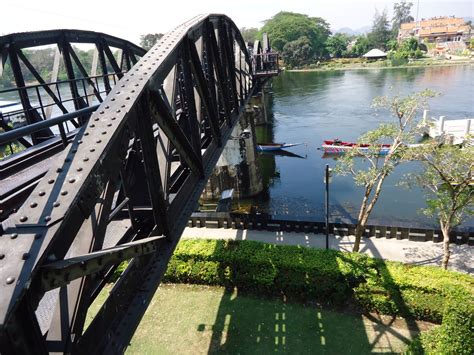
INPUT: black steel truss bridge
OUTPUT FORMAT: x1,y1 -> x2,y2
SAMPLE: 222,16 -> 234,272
0,14 -> 279,354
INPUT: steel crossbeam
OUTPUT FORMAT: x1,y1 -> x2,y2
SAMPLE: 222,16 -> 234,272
0,14 -> 264,354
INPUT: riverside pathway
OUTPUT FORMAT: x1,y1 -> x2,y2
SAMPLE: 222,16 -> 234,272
182,227 -> 474,274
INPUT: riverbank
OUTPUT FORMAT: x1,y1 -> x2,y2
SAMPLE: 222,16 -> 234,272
287,57 -> 473,72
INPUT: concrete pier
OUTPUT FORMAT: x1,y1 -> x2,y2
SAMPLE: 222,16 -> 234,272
422,110 -> 473,144
201,96 -> 265,199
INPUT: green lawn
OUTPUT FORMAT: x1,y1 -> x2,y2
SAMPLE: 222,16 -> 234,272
88,284 -> 422,354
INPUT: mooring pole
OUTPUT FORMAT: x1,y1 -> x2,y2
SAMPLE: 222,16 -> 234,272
325,164 -> 330,250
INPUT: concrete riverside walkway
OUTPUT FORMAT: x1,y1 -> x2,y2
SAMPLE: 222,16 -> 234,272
182,227 -> 474,274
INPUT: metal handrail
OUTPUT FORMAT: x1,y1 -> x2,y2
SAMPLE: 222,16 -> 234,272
0,104 -> 99,145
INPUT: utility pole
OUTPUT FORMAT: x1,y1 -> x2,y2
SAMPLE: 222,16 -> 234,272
324,164 -> 331,250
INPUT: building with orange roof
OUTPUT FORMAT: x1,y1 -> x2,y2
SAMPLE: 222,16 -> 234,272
398,16 -> 471,44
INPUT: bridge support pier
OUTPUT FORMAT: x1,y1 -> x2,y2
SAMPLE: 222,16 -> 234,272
202,96 -> 265,200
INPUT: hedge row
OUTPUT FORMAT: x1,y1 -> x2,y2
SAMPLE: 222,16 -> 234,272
162,239 -> 473,324
407,299 -> 473,354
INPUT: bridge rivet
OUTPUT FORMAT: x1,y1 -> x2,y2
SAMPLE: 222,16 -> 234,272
90,148 -> 95,152
11,233 -> 18,239
126,97 -> 130,100
131,90 -> 135,93
6,277 -> 15,285
121,105 -> 125,108
30,202 -> 37,208
0,254 -> 4,260
101,131 -> 106,135
39,191 -> 46,196
48,179 -> 54,184
78,140 -> 83,144
44,216 -> 51,222
116,109 -> 121,113
56,167 -> 62,173
69,178 -> 76,183
111,117 -> 116,120
96,140 -> 101,144
135,84 -> 139,87
105,106 -> 110,109
22,253 -> 29,260
121,84 -> 125,87
116,91 -> 121,94
53,201 -> 60,207
107,123 -> 112,127
84,132 -> 89,136
90,124 -> 95,128
94,117 -> 99,121
111,98 -> 116,101
77,167 -> 83,172
19,216 -> 27,222
83,157 -> 89,162
99,111 -> 104,114
61,190 -> 68,196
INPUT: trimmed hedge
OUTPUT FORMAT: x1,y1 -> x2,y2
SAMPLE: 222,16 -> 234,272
407,298 -> 474,354
163,239 -> 473,324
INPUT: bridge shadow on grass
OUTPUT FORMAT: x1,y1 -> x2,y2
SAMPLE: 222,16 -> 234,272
202,239 -> 418,354
204,287 -> 375,354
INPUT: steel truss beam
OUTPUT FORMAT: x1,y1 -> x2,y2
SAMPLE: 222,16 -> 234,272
0,29 -> 146,146
0,14 -> 256,354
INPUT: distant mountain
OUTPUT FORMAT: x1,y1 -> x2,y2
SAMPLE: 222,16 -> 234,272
333,26 -> 371,36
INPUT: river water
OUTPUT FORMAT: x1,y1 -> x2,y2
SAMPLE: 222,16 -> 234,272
254,65 -> 474,228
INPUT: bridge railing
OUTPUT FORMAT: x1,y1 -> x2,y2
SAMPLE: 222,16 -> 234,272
0,73 -> 122,156
253,52 -> 279,77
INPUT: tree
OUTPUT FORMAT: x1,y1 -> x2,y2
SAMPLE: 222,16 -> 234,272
335,90 -> 436,252
392,1 -> 414,35
326,33 -> 350,58
240,27 -> 259,44
282,36 -> 313,68
405,144 -> 473,269
140,33 -> 164,51
260,12 -> 331,58
368,9 -> 391,50
350,35 -> 373,57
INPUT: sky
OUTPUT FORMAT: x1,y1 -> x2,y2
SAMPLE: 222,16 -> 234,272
2,0 -> 473,45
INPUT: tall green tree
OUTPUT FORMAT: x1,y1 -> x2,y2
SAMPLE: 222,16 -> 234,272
140,33 -> 164,51
259,12 -> 331,58
350,35 -> 373,57
240,27 -> 259,44
368,9 -> 391,50
326,33 -> 350,58
392,0 -> 414,35
335,90 -> 436,252
405,144 -> 473,269
282,36 -> 313,68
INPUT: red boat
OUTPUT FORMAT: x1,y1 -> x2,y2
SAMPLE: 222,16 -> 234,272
323,140 -> 391,148
322,139 -> 391,154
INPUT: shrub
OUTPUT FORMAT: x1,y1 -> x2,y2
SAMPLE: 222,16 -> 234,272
163,239 -> 473,324
407,296 -> 474,354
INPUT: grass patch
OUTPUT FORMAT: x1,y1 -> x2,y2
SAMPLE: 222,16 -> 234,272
89,284 -> 420,354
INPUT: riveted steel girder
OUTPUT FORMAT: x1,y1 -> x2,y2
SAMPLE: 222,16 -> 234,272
0,14 -> 255,354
